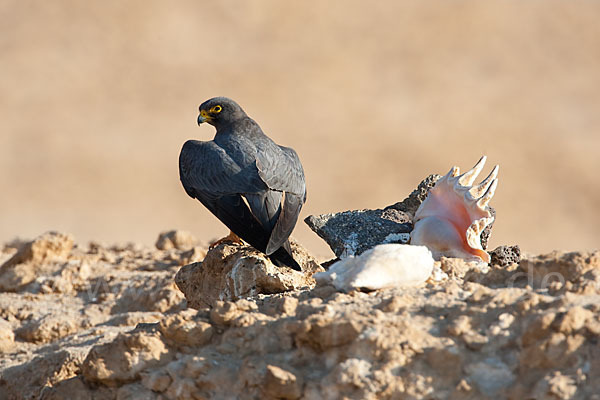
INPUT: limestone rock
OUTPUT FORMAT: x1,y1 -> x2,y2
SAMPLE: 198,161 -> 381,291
465,357 -> 515,397
111,276 -> 185,314
38,377 -> 92,400
174,239 -> 323,308
439,257 -> 484,280
81,329 -> 173,385
2,232 -> 600,400
155,230 -> 200,251
0,318 -> 15,353
1,349 -> 87,400
140,369 -> 172,393
159,309 -> 214,347
314,244 -> 434,291
0,231 -> 74,291
0,262 -> 37,292
16,313 -> 79,344
264,365 -> 303,400
1,231 -> 74,268
519,250 -> 600,290
0,231 -> 197,399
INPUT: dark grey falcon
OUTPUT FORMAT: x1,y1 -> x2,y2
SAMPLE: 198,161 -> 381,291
179,97 -> 306,270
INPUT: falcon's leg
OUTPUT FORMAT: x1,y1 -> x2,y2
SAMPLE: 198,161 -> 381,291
209,230 -> 245,249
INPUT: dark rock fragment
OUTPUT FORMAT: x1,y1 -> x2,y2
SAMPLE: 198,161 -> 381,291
304,208 -> 412,258
489,245 -> 521,267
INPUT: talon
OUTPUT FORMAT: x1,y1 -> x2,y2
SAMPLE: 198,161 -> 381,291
209,231 -> 245,249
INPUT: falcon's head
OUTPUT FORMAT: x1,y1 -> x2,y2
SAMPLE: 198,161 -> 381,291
197,97 -> 247,128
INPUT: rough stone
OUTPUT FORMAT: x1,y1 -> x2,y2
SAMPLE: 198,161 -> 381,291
1,231 -> 74,268
557,306 -> 593,334
0,318 -> 15,353
531,371 -> 578,400
159,310 -> 214,347
305,174 -> 496,258
174,239 -> 323,308
2,232 -> 600,399
465,357 -> 515,396
16,313 -> 80,344
439,257 -> 484,280
489,244 -> 521,267
385,174 -> 440,215
155,230 -> 200,251
1,349 -> 87,400
116,382 -> 159,400
0,262 -> 37,292
81,330 -> 173,385
38,377 -> 98,400
0,231 -> 74,291
0,233 -> 209,399
304,208 -> 412,258
519,250 -> 600,290
140,369 -> 172,393
264,365 -> 303,400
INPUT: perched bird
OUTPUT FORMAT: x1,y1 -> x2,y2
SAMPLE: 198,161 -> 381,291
179,97 -> 306,270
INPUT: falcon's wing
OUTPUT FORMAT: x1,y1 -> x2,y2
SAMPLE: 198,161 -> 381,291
256,144 -> 306,196
255,143 -> 307,254
179,140 -> 272,251
179,140 -> 265,198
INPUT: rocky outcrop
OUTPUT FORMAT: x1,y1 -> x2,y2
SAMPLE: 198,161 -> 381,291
155,230 -> 205,251
1,231 -> 600,399
0,231 -> 74,291
0,231 -> 190,399
39,249 -> 600,399
174,239 -> 323,308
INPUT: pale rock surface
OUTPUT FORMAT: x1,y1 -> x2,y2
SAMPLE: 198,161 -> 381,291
0,318 -> 15,353
1,232 -> 600,399
314,244 -> 434,291
0,231 -> 74,291
155,230 -> 202,251
82,327 -> 173,385
175,239 -> 323,308
264,364 -> 303,400
0,231 -> 188,399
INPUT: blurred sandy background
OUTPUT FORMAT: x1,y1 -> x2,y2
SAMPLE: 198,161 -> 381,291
1,0 -> 599,258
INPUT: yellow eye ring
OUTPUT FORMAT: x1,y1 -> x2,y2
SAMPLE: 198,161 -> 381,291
211,105 -> 222,113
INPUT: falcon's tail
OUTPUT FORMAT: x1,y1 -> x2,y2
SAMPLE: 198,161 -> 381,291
198,194 -> 301,271
269,241 -> 301,271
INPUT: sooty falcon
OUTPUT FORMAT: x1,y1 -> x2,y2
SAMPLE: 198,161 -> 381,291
179,97 -> 306,270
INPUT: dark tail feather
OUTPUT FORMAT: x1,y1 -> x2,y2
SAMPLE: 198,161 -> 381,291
198,195 -> 301,270
269,244 -> 301,271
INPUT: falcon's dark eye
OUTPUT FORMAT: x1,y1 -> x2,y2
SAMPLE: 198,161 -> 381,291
211,105 -> 222,114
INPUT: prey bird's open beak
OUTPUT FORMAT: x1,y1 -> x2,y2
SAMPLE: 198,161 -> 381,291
197,109 -> 211,125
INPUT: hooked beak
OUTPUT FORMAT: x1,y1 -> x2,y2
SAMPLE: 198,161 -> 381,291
197,109 -> 212,125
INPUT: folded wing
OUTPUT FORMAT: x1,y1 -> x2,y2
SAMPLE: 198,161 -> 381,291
179,140 -> 305,259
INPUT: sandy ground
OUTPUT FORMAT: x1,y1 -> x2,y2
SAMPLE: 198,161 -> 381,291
1,0 -> 599,258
